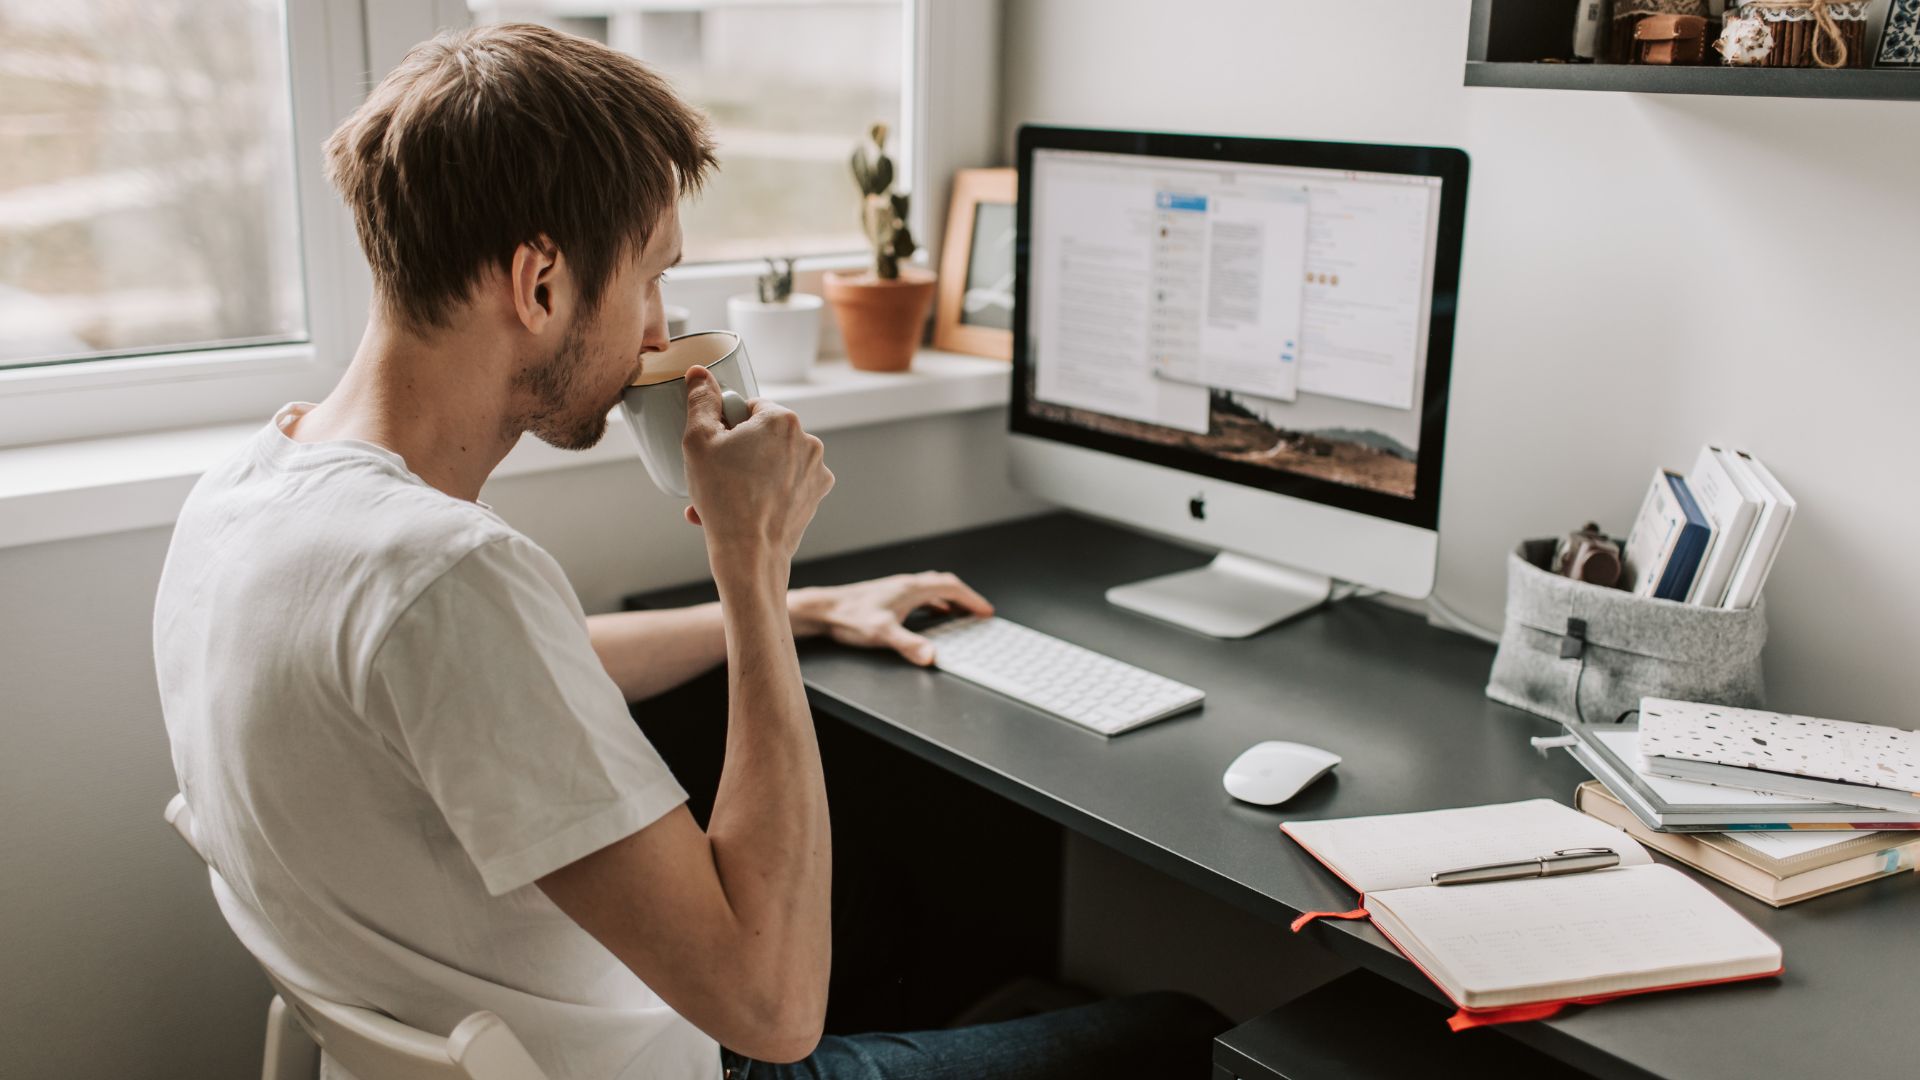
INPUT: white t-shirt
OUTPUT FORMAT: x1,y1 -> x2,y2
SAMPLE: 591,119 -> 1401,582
155,404 -> 719,1080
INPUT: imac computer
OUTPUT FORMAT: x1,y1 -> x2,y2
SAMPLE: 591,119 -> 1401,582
1011,126 -> 1470,638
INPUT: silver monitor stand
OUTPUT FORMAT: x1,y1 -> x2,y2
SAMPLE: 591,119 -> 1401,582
1106,552 -> 1333,639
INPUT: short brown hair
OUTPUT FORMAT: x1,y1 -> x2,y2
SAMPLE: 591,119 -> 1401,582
325,23 -> 715,328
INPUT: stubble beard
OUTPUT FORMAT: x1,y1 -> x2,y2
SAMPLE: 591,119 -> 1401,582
512,317 -> 619,452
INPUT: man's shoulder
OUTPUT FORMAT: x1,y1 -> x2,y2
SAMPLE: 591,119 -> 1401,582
228,439 -> 510,542
347,482 -> 527,579
168,433 -> 550,635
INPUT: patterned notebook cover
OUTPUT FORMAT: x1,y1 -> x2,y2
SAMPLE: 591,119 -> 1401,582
1640,698 -> 1920,793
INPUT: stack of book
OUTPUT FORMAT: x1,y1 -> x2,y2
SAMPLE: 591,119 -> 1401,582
1576,784 -> 1919,907
1621,445 -> 1794,607
1553,698 -> 1920,906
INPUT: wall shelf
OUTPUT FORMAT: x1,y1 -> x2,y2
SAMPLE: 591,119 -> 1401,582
1467,0 -> 1920,101
1466,60 -> 1920,100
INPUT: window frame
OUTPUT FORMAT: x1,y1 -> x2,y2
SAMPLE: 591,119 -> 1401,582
0,0 -> 998,449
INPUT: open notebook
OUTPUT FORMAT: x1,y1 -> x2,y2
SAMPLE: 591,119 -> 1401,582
1283,800 -> 1782,1026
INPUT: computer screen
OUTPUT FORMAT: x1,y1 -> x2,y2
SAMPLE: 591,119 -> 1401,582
1012,128 -> 1467,530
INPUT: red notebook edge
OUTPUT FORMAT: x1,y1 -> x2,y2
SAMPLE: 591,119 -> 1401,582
1277,822 -> 1786,1031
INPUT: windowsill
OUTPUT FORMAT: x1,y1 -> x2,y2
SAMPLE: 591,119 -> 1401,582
0,349 -> 1012,551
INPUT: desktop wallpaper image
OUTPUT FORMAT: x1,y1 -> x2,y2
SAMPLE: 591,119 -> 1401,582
1027,377 -> 1418,499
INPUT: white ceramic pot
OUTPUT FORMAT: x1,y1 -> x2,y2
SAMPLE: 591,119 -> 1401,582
726,293 -> 822,383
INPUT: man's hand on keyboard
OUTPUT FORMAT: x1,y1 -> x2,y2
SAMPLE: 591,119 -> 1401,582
788,572 -> 993,666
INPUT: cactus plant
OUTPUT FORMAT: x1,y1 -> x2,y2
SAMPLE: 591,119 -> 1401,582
850,122 -> 916,280
756,257 -> 795,304
825,121 -> 935,372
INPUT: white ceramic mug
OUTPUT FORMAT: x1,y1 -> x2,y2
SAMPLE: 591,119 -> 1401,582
619,331 -> 758,497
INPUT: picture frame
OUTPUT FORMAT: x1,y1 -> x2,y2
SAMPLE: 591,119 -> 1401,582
933,167 -> 1017,360
1876,0 -> 1920,67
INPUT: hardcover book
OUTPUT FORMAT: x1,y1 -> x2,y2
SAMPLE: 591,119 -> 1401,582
1720,452 -> 1795,611
1620,469 -> 1711,600
1642,697 -> 1920,791
1620,468 -> 1683,597
1683,446 -> 1763,607
1654,472 -> 1711,601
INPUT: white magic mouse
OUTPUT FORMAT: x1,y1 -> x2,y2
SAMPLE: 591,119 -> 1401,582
1223,741 -> 1342,806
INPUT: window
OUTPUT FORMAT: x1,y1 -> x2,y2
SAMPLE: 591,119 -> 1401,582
0,0 -> 308,371
472,0 -> 905,265
0,0 -> 985,448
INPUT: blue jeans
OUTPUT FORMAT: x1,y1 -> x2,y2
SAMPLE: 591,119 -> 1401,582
719,991 -> 1226,1080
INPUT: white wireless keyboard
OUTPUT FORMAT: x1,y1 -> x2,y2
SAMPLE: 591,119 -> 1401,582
920,616 -> 1204,736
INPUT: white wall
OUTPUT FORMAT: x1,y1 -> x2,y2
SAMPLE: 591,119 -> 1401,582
0,409 -> 1040,1080
1003,0 -> 1920,723
1,526 -> 270,1080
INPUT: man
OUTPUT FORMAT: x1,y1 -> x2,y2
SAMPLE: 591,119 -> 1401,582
156,22 -> 1222,1079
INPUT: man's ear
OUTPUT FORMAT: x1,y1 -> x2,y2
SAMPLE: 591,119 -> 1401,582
509,236 -> 564,334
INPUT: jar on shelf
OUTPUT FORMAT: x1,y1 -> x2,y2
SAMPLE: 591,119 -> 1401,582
1716,1 -> 1868,67
1634,14 -> 1713,63
1610,0 -> 1712,63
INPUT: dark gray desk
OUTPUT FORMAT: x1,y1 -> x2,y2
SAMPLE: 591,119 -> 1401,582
639,513 -> 1911,1080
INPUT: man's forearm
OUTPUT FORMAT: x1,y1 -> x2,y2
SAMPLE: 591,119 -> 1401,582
703,552 -> 832,1017
587,592 -> 835,702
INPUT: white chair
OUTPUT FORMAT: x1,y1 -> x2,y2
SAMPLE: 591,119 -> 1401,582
165,794 -> 550,1080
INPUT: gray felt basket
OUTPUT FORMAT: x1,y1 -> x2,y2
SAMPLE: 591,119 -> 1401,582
1485,538 -> 1767,725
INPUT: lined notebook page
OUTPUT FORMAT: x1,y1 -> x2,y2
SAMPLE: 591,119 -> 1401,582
1368,864 -> 1782,1009
1283,799 -> 1650,894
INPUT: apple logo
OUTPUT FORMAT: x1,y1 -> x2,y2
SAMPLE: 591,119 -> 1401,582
1189,493 -> 1206,521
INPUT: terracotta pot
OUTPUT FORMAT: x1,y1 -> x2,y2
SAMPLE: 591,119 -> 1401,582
822,267 -> 935,372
